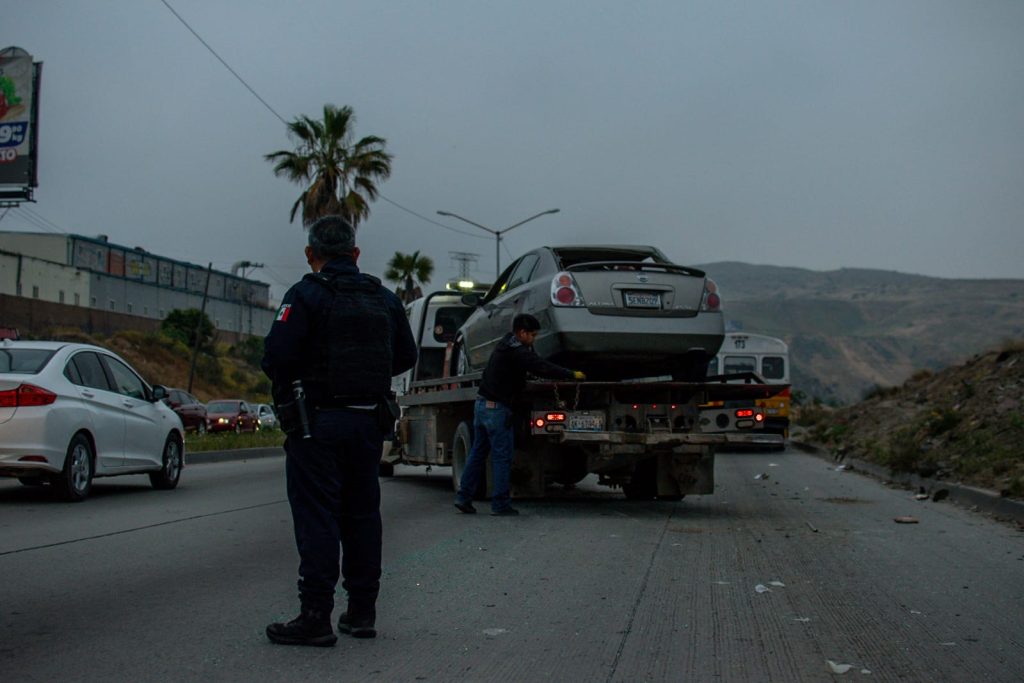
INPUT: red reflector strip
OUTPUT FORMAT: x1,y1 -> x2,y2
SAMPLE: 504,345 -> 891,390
735,409 -> 755,418
545,413 -> 566,422
18,455 -> 48,463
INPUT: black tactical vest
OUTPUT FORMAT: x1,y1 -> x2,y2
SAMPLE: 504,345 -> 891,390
302,272 -> 393,401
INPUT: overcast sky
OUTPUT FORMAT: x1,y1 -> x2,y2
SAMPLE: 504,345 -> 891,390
5,1 -> 1023,302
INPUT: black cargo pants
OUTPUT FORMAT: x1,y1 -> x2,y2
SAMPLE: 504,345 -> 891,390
284,407 -> 382,615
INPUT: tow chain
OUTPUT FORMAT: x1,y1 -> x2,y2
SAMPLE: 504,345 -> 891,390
552,382 -> 581,411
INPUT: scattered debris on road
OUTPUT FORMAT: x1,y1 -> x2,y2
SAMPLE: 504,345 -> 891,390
806,521 -> 819,533
894,516 -> 920,524
827,660 -> 853,674
755,472 -> 770,480
755,584 -> 771,593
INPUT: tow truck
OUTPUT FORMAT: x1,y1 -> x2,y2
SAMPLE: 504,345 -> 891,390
383,287 -> 786,499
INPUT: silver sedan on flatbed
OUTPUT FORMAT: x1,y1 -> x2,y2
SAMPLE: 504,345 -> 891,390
452,245 -> 724,381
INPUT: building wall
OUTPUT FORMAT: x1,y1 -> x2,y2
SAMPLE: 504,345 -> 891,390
0,251 -> 90,306
0,232 -> 275,336
0,293 -> 261,345
0,232 -> 69,264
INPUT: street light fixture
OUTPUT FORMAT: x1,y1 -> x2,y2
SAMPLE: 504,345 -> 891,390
436,208 -> 560,278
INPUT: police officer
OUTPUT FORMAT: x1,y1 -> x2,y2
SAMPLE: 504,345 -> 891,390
263,215 -> 416,647
454,313 -> 584,516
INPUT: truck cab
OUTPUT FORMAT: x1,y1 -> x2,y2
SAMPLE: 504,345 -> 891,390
392,284 -> 488,396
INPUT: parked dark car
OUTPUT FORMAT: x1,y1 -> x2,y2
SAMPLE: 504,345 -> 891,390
206,399 -> 259,433
452,245 -> 724,382
164,388 -> 209,434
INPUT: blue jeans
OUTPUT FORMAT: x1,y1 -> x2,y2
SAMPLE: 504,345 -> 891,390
456,397 -> 514,512
285,407 -> 382,614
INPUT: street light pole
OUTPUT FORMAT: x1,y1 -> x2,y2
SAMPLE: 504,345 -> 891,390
436,208 -> 560,278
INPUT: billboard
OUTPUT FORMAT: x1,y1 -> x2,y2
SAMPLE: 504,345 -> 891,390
0,47 -> 41,195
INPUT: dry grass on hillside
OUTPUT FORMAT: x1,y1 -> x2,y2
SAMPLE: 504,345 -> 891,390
797,340 -> 1024,498
44,328 -> 270,403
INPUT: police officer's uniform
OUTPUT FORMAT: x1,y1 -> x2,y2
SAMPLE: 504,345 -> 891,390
263,256 -> 416,628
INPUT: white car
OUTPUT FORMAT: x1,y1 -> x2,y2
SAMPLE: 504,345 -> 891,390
256,403 -> 278,430
0,340 -> 185,501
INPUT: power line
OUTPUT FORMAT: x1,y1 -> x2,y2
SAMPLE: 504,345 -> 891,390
158,0 -> 288,126
378,195 -> 489,239
19,206 -> 67,233
157,0 -> 501,242
11,207 -> 63,234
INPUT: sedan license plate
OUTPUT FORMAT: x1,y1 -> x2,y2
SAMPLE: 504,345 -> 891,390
624,291 -> 661,309
568,412 -> 604,432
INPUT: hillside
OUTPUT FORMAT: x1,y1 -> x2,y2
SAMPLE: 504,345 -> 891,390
698,262 -> 1024,403
796,341 -> 1024,498
45,328 -> 270,404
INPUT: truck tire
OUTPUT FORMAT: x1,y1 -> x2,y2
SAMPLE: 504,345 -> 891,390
451,421 -> 487,499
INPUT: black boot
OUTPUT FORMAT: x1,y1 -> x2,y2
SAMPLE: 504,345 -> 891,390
266,607 -> 337,647
337,609 -> 376,639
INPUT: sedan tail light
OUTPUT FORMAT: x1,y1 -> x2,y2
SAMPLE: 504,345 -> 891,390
701,278 -> 721,312
0,383 -> 58,407
550,272 -> 586,307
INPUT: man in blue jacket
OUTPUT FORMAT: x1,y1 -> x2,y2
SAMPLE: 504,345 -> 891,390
454,313 -> 584,516
263,215 -> 416,646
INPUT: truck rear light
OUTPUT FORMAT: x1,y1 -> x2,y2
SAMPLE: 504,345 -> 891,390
0,384 -> 57,407
550,272 -> 585,307
701,278 -> 721,312
533,418 -> 545,428
755,413 -> 765,422
545,412 -> 566,423
735,408 -> 754,418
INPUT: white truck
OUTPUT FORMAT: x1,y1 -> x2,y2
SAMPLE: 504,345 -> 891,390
383,289 -> 786,499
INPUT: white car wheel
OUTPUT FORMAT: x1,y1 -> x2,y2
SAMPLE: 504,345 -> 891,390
150,434 -> 183,490
53,434 -> 94,502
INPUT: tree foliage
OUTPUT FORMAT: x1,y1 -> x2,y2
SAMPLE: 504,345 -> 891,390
384,251 -> 434,304
161,309 -> 215,352
265,104 -> 393,227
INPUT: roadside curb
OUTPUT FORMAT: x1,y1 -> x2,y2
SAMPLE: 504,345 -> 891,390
791,440 -> 1024,525
186,446 -> 284,465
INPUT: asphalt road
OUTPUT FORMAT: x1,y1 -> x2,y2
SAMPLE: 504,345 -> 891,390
2,448 -> 1023,682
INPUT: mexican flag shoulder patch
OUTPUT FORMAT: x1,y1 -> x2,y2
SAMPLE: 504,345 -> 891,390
275,304 -> 292,322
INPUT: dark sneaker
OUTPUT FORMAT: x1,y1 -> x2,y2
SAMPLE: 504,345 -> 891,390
337,611 -> 377,639
454,500 -> 477,514
490,506 -> 520,516
266,609 -> 337,647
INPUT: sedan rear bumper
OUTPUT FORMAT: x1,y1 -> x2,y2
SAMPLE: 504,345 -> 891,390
541,307 -> 724,357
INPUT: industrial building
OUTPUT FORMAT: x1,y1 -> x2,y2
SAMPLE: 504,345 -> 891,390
0,231 -> 275,336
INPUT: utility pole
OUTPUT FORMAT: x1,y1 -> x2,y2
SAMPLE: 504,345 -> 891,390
449,251 -> 479,280
187,263 -> 213,394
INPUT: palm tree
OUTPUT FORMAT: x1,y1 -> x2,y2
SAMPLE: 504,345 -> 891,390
265,104 -> 393,227
384,251 -> 434,304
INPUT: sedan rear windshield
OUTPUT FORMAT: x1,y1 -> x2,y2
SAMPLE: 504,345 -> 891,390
207,401 -> 237,412
0,349 -> 57,374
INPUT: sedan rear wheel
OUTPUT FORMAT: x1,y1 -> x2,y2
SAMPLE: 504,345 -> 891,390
149,434 -> 183,490
53,433 -> 94,502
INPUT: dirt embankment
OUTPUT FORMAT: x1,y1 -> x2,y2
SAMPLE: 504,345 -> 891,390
796,341 -> 1024,498
48,328 -> 270,404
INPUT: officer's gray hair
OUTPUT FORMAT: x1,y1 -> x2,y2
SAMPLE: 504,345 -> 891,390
307,215 -> 356,260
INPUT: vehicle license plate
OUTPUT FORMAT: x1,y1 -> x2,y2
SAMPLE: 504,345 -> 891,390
624,291 -> 661,308
568,413 -> 604,431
